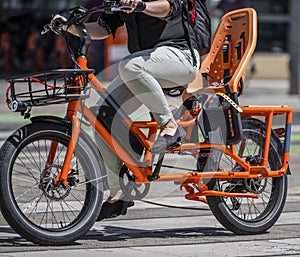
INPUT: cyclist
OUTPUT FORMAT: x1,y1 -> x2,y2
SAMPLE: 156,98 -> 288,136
53,0 -> 201,220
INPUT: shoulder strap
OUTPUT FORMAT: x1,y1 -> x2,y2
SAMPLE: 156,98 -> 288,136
181,0 -> 198,67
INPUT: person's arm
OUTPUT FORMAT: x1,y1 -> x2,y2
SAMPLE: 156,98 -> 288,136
120,0 -> 172,18
142,0 -> 171,17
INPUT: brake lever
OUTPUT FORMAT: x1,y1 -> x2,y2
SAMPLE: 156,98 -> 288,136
69,5 -> 88,13
41,24 -> 50,35
68,6 -> 89,25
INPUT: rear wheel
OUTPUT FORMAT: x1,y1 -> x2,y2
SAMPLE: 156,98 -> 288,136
207,118 -> 287,234
0,122 -> 104,245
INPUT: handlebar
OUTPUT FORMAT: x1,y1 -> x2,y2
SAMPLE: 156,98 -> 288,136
41,1 -> 133,35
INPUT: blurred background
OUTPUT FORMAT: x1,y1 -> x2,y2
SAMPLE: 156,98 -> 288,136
0,0 -> 299,93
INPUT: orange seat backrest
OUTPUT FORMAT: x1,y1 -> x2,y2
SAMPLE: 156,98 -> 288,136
187,8 -> 257,94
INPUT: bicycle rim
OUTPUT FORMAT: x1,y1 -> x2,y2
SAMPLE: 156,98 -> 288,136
0,124 -> 103,245
207,118 -> 287,234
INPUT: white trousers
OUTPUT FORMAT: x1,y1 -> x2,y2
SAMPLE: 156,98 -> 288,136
96,46 -> 200,188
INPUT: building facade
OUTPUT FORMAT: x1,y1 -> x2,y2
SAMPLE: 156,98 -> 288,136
0,0 -> 299,92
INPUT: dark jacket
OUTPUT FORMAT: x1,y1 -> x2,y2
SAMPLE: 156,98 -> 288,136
98,0 -> 198,54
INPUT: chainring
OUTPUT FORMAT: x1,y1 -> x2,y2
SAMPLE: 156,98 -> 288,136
119,165 -> 150,200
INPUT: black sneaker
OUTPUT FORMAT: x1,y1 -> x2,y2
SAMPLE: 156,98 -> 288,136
151,126 -> 186,154
96,200 -> 134,221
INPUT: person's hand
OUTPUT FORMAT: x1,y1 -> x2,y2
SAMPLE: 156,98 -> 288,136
119,0 -> 146,13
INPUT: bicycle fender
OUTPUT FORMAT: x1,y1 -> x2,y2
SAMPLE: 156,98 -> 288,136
30,115 -> 72,128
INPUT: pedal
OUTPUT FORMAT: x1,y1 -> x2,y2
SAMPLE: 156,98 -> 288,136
168,141 -> 182,150
167,136 -> 185,151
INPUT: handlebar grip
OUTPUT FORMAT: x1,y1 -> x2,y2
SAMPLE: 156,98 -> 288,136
113,6 -> 133,11
41,24 -> 51,35
10,100 -> 28,113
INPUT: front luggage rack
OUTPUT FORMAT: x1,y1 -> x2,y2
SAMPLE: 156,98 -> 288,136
6,69 -> 94,111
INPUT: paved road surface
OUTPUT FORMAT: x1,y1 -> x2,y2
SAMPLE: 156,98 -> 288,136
0,192 -> 299,256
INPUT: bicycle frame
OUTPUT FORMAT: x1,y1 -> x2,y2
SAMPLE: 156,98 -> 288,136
46,6 -> 292,203
50,54 -> 292,202
1,6 -> 295,246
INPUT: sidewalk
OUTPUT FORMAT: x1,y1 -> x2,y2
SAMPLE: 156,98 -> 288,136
240,78 -> 300,133
240,78 -> 300,113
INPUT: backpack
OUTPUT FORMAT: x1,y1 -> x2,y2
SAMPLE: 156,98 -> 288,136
182,0 -> 212,57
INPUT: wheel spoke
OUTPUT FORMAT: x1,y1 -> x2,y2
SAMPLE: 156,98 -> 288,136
10,137 -> 93,230
214,122 -> 284,222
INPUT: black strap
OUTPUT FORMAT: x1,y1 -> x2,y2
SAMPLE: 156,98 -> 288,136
181,0 -> 198,67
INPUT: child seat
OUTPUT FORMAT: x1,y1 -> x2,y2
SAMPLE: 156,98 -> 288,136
187,8 -> 257,95
185,8 -> 257,145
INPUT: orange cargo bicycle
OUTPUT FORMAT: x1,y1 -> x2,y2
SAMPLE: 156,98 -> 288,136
0,3 -> 292,245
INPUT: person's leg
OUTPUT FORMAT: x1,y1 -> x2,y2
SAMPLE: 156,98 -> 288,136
93,75 -> 143,220
95,46 -> 199,218
118,46 -> 200,152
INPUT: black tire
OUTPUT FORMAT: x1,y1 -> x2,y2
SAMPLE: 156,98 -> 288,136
207,117 -> 288,234
0,121 -> 104,245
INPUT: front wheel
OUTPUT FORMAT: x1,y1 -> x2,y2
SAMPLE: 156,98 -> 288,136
207,118 -> 288,234
0,121 -> 104,245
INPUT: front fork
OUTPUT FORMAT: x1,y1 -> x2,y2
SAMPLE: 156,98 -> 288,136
47,57 -> 97,186
46,115 -> 80,186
